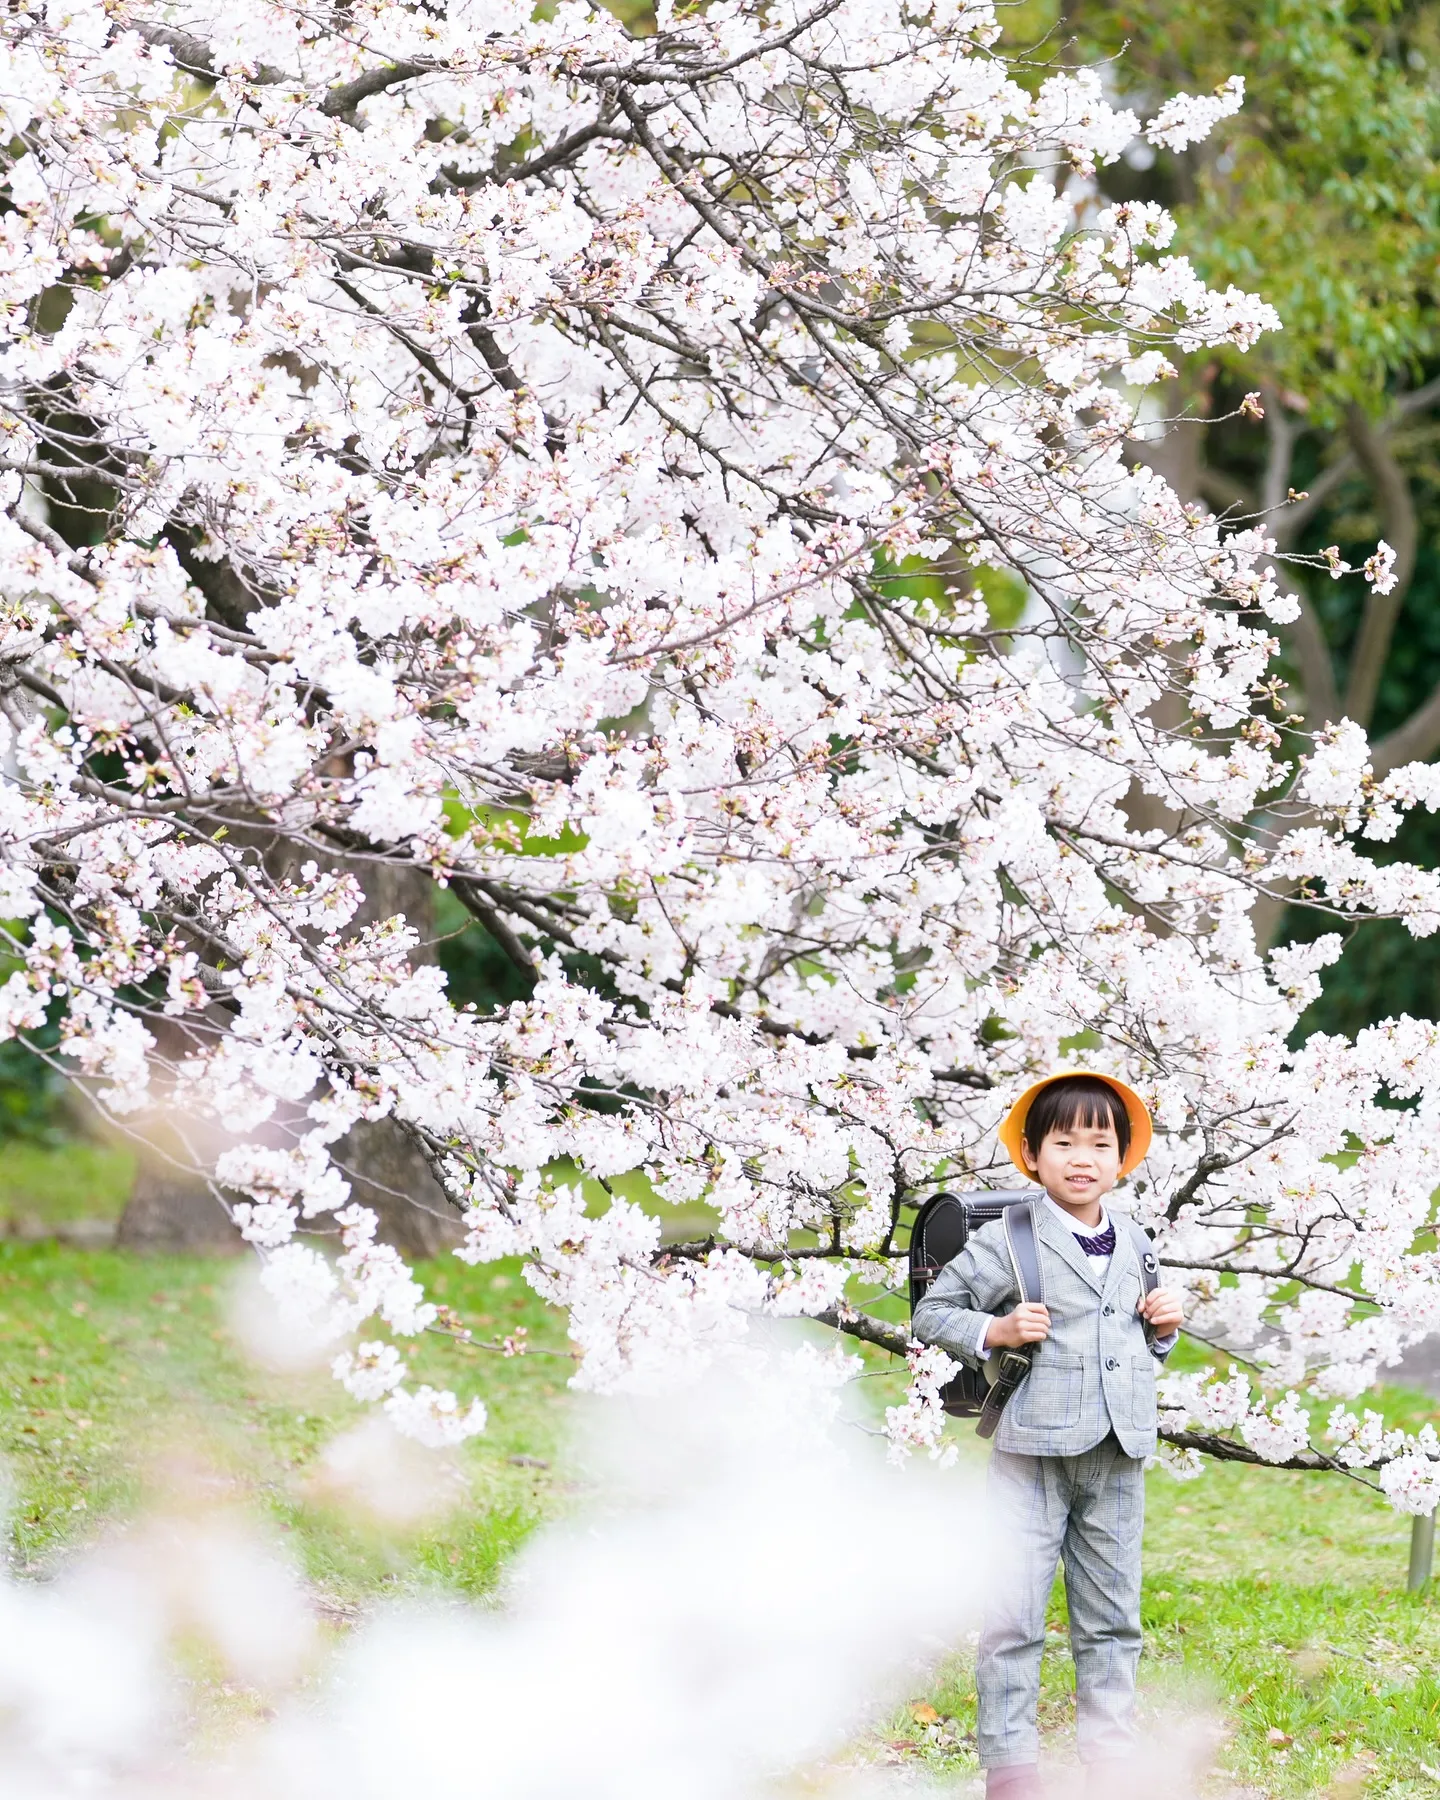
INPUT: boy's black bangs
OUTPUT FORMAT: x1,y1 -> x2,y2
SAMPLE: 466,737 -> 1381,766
1022,1077 -> 1131,1155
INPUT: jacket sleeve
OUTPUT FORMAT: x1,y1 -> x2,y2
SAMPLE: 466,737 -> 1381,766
910,1226 -> 1018,1368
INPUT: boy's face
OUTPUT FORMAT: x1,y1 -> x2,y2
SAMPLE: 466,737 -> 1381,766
1021,1117 -> 1121,1212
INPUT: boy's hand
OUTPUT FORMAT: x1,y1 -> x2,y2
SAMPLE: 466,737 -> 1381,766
1139,1286 -> 1185,1334
988,1302 -> 1051,1348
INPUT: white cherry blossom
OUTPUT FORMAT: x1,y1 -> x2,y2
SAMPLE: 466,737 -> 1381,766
0,0 -> 1433,1500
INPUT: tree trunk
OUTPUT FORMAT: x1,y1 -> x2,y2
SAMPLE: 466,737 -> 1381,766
334,857 -> 463,1261
114,1019 -> 248,1253
115,1160 -> 244,1253
117,851 -> 458,1259
334,1115 -> 461,1262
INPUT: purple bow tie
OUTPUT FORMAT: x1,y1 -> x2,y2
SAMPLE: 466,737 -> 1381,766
1075,1222 -> 1116,1258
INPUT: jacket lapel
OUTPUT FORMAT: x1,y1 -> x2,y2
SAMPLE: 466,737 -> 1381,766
1100,1218 -> 1137,1305
1035,1203 -> 1104,1295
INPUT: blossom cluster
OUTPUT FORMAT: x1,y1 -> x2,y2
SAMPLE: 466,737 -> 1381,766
0,0 -> 1435,1495
885,1344 -> 964,1468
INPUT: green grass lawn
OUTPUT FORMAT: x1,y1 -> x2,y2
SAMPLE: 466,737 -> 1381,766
877,1449 -> 1440,1799
0,1241 -> 570,1601
1,1240 -> 1437,1796
0,1140 -> 135,1233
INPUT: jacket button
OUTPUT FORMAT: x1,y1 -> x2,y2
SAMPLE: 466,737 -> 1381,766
1102,1305 -> 1114,1317
1105,1356 -> 1119,1371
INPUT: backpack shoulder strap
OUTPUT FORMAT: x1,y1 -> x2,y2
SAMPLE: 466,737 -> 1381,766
1122,1218 -> 1159,1342
1001,1201 -> 1045,1307
1122,1218 -> 1159,1299
977,1203 -> 1044,1441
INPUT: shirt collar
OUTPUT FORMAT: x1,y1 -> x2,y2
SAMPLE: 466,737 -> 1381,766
1041,1190 -> 1110,1240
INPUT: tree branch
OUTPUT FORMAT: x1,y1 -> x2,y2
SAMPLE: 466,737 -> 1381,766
129,21 -> 284,83
321,61 -> 437,118
1164,1151 -> 1227,1221
129,22 -> 434,118
1157,1427 -> 1376,1483
1371,683 -> 1440,776
447,121 -> 634,190
449,876 -> 539,980
815,1305 -> 913,1357
1259,382 -> 1295,519
817,1312 -> 1383,1489
577,0 -> 847,87
1272,375 -> 1440,548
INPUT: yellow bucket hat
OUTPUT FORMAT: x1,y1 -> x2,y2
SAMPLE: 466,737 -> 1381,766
996,1069 -> 1153,1180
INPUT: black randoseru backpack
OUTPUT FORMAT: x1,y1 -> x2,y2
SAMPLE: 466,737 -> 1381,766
907,1189 -> 1161,1421
908,1189 -> 1039,1417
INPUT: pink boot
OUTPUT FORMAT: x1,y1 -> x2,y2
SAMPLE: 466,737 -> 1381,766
986,1765 -> 1044,1800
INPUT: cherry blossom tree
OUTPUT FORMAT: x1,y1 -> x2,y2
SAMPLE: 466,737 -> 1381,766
1,0 -> 1437,1506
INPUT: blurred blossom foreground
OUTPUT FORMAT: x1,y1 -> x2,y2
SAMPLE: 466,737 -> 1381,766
0,1350 -> 983,1799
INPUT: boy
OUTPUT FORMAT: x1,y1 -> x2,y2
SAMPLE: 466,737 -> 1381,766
912,1072 -> 1185,1799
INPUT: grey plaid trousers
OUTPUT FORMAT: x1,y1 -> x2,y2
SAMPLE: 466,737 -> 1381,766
978,1433 -> 1145,1769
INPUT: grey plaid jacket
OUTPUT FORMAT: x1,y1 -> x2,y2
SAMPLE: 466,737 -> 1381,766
910,1205 -> 1174,1458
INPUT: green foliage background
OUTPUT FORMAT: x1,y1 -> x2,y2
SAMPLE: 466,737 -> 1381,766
1012,1 -> 1440,1041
